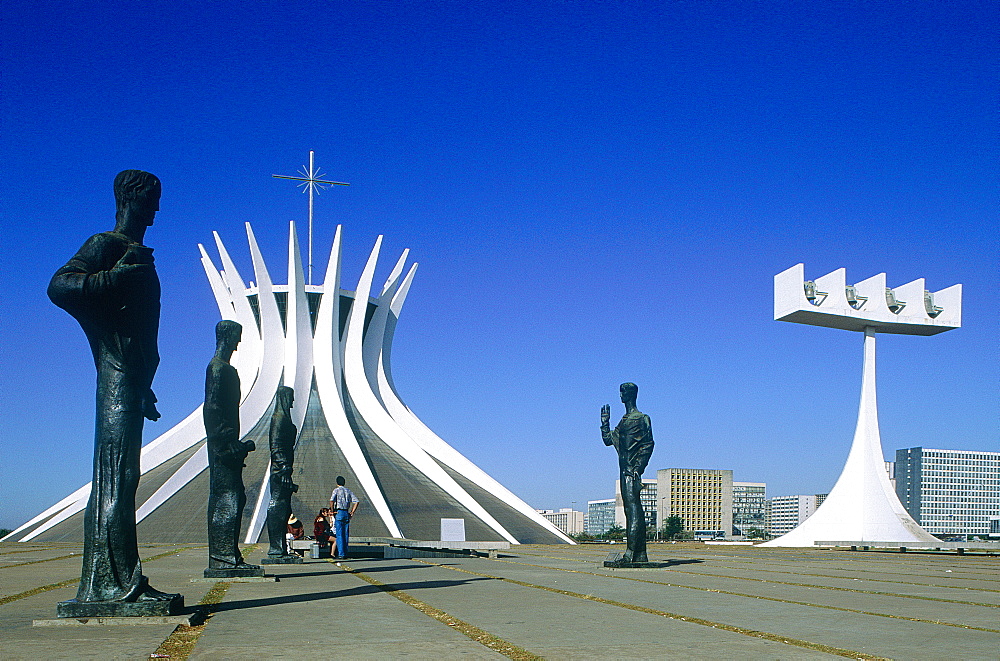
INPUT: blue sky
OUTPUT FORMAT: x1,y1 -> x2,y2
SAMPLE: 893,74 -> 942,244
1,1 -> 996,529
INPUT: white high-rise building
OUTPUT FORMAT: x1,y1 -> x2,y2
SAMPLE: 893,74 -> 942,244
895,447 -> 1000,537
767,495 -> 819,538
537,508 -> 585,535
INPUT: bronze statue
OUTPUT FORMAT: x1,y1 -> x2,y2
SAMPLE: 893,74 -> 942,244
601,382 -> 654,564
48,170 -> 181,616
204,320 -> 261,577
264,386 -> 301,562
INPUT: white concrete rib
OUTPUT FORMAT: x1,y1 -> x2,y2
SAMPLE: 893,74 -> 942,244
241,223 -> 292,543
212,232 -> 261,391
373,264 -> 575,544
345,236 -> 517,543
2,484 -> 90,542
314,226 -> 402,537
137,445 -> 209,522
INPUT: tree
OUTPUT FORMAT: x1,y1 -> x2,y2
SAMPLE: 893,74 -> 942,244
660,516 -> 683,540
571,531 -> 595,542
0,528 -> 10,539
745,527 -> 768,540
605,524 -> 625,541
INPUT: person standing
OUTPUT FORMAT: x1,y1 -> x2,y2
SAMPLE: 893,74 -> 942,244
329,476 -> 359,559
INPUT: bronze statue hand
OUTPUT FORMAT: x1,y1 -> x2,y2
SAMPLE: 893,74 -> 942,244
601,404 -> 610,427
143,391 -> 161,421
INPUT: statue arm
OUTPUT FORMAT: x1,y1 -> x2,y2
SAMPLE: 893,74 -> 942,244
47,234 -> 123,319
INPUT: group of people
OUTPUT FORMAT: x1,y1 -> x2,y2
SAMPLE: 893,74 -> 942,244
287,476 -> 360,559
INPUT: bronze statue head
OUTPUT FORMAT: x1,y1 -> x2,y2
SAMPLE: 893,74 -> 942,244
276,385 -> 294,414
114,170 -> 161,230
215,320 -> 242,356
619,382 -> 638,405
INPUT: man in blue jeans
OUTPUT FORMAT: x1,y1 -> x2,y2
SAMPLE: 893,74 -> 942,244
328,476 -> 359,559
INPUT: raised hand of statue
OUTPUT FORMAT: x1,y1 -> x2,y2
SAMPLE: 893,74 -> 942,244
601,404 -> 611,428
143,390 -> 161,421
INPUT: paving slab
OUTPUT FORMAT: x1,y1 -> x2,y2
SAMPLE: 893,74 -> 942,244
346,558 -> 832,659
189,559 -> 503,660
2,541 -> 998,659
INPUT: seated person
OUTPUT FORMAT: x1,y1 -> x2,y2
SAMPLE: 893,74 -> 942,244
314,508 -> 333,546
286,514 -> 305,541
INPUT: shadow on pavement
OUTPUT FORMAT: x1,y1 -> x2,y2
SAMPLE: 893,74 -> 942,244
211,576 -> 493,612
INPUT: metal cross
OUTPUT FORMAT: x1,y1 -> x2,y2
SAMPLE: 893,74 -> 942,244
272,150 -> 349,284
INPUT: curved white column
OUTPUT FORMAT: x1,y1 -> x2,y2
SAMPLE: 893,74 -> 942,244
314,226 -> 401,537
345,236 -> 517,543
284,221 -> 314,431
763,328 -> 937,546
3,484 -> 90,542
137,445 -> 209,522
372,265 -> 574,544
199,244 -> 237,322
212,232 -> 261,390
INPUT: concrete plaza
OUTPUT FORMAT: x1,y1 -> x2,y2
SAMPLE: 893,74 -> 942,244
2,541 -> 998,659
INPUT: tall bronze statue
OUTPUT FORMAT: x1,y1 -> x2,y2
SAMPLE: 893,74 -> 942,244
601,382 -> 654,564
263,386 -> 301,563
48,170 -> 182,616
204,320 -> 262,577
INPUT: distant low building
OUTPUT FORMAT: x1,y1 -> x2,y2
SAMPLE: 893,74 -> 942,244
732,482 -> 766,536
895,447 -> 1000,537
657,468 -> 733,538
585,499 -> 616,536
536,509 -> 585,535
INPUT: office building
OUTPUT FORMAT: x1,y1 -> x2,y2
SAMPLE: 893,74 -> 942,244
657,469 -> 733,537
768,495 -> 820,537
537,509 -> 585,535
895,447 -> 1000,537
586,499 -> 616,536
732,482 -> 766,536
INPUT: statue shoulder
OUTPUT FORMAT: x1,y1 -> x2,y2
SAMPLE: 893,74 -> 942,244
81,232 -> 129,260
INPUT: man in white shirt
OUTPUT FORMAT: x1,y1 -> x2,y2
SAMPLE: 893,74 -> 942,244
329,476 -> 360,559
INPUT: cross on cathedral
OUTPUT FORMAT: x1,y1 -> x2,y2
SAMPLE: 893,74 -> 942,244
273,151 -> 349,284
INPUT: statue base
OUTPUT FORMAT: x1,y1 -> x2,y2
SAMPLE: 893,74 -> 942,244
603,552 -> 658,568
204,565 -> 265,579
603,560 -> 661,568
57,595 -> 184,619
260,554 -> 303,565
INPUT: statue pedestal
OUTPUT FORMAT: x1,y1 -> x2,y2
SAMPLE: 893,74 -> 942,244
204,565 -> 265,579
56,595 -> 184,619
603,552 -> 659,569
603,560 -> 661,568
261,554 -> 303,565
